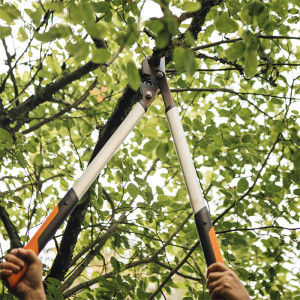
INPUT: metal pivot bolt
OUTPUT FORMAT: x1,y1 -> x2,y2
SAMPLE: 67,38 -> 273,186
156,71 -> 164,78
145,91 -> 152,99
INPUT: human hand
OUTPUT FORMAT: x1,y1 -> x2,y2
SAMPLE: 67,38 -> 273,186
0,248 -> 46,300
206,262 -> 251,300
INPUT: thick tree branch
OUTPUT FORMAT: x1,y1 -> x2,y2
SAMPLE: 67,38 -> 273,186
188,0 -> 223,39
8,61 -> 100,122
0,206 -> 22,249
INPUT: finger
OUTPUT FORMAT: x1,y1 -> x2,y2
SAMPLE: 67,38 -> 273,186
210,284 -> 224,299
207,271 -> 225,287
0,261 -> 22,273
207,276 -> 229,293
0,268 -> 13,277
4,253 -> 25,268
207,262 -> 228,276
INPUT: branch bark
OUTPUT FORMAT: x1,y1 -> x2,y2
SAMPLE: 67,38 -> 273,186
0,206 -> 22,249
22,78 -> 98,135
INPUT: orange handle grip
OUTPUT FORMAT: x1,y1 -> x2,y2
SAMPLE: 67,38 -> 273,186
195,207 -> 223,266
5,189 -> 79,289
6,259 -> 28,289
6,206 -> 59,289
208,227 -> 223,263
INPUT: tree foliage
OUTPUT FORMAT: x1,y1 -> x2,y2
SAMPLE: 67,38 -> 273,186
0,0 -> 299,299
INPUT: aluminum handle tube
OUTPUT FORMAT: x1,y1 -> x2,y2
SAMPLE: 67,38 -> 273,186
166,105 -> 223,266
7,102 -> 146,288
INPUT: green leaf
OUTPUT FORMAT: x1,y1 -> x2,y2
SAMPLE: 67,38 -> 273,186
35,153 -> 43,166
67,3 -> 85,24
25,7 -> 43,27
156,143 -> 169,159
243,31 -> 259,51
293,189 -> 300,196
185,30 -> 195,46
110,257 -> 120,272
215,13 -> 238,33
271,98 -> 283,105
225,41 -> 246,61
165,15 -> 179,36
85,22 -> 107,39
238,108 -> 252,118
15,150 -> 27,167
35,24 -> 72,42
242,134 -> 252,143
237,178 -> 249,193
0,26 -> 11,38
91,48 -> 111,64
143,140 -> 159,152
155,31 -> 170,49
173,47 -> 196,75
74,41 -> 90,62
244,50 -> 258,77
127,183 -> 139,199
146,19 -> 164,34
18,27 -> 28,42
126,61 -> 141,91
182,2 -> 201,13
0,3 -> 20,23
46,277 -> 62,287
0,129 -> 14,150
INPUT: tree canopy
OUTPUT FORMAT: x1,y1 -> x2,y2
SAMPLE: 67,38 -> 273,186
0,0 -> 299,299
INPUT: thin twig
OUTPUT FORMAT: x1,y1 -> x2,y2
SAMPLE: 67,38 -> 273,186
22,78 -> 98,134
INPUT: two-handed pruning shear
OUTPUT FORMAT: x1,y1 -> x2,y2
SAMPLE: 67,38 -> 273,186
7,56 -> 223,288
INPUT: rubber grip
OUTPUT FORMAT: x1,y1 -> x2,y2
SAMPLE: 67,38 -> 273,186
6,188 -> 78,289
194,206 -> 223,266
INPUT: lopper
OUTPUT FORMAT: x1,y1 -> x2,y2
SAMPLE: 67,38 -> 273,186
7,56 -> 223,288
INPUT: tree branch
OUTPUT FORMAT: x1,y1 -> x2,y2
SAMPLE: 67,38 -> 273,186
21,78 -> 98,134
216,225 -> 300,234
0,206 -> 22,249
62,212 -> 194,297
169,87 -> 272,117
213,133 -> 281,225
147,241 -> 200,300
1,39 -> 18,98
